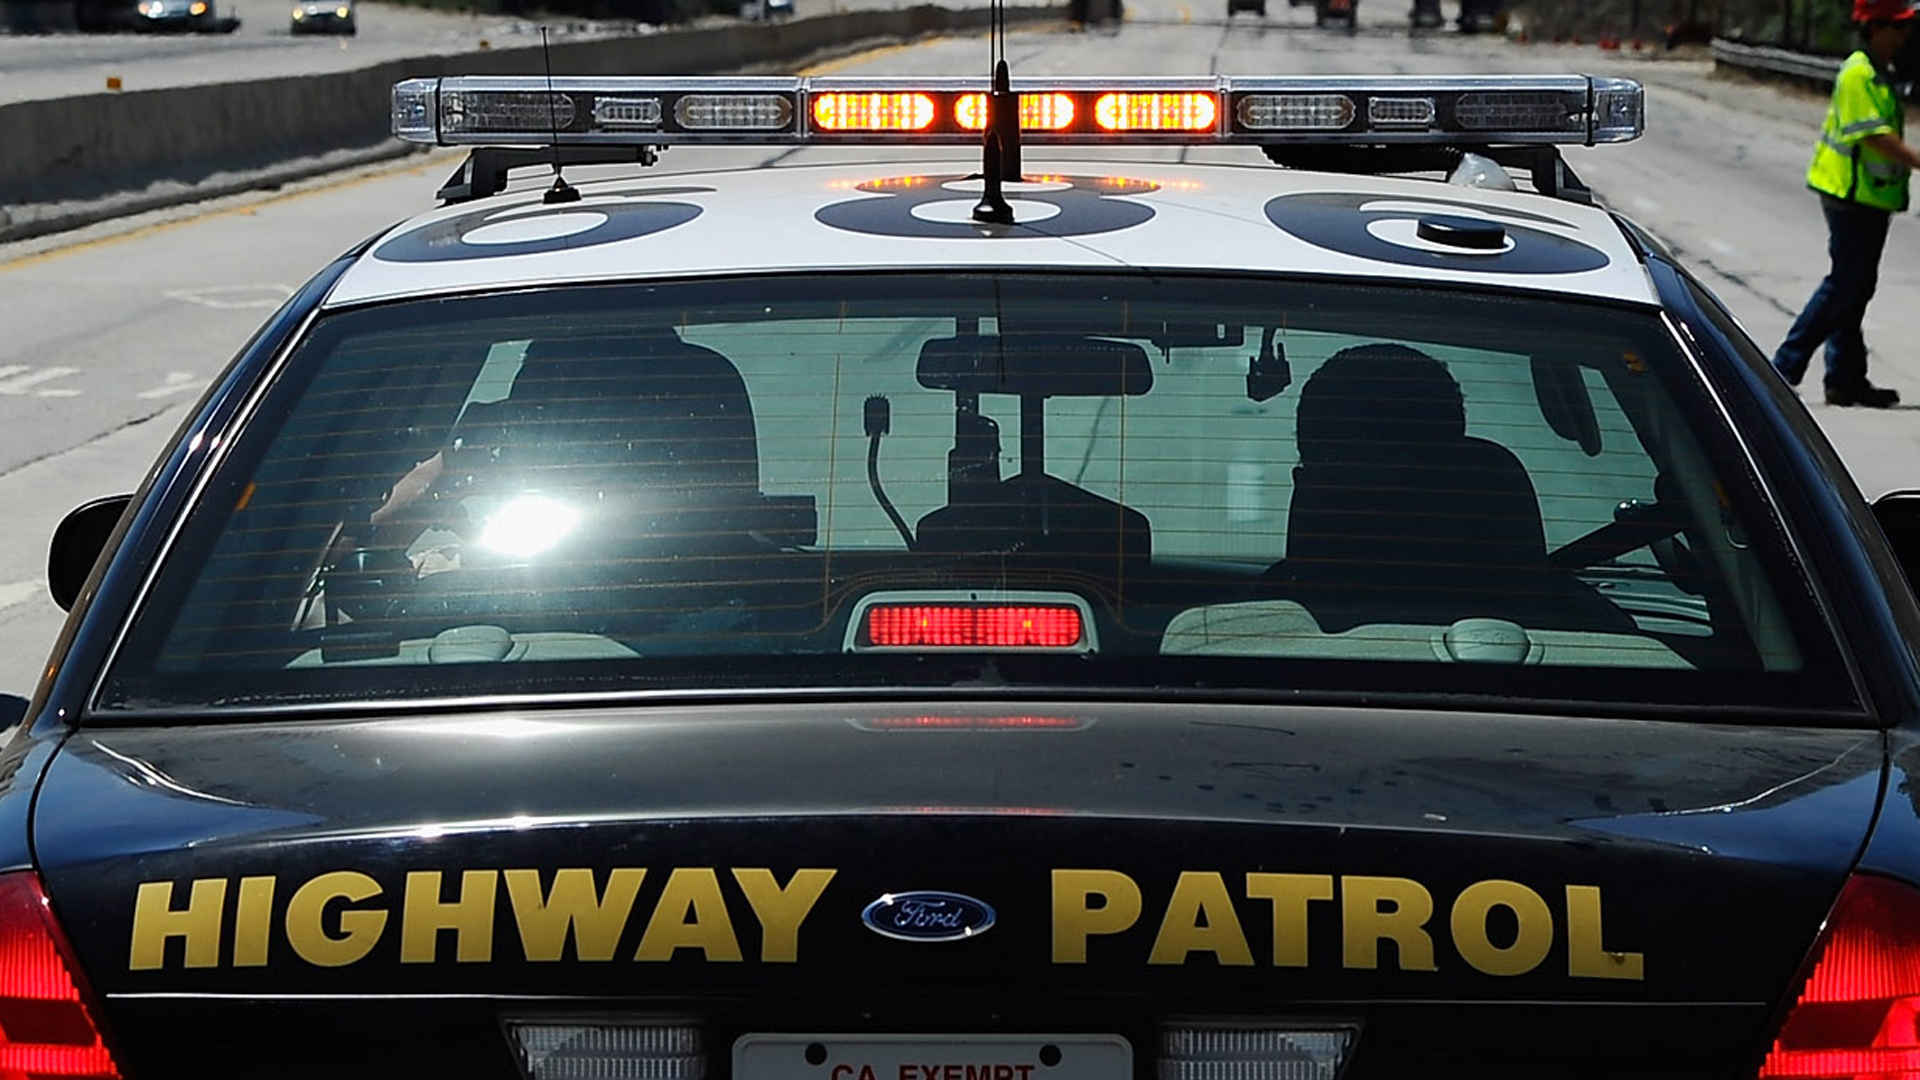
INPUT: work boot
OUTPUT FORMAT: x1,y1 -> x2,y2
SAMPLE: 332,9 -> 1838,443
1825,381 -> 1902,408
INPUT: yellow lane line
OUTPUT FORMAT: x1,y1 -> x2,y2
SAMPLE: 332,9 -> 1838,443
801,40 -> 936,76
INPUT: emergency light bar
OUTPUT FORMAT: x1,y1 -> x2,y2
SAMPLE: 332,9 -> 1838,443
392,74 -> 1643,147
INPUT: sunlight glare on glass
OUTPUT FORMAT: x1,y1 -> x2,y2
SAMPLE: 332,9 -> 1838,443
478,496 -> 581,557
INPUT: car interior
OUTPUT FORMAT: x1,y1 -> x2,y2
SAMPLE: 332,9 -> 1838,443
97,274 -> 1839,710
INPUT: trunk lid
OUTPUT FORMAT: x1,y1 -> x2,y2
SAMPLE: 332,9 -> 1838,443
33,702 -> 1883,1078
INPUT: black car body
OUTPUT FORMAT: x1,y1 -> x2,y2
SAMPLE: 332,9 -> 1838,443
13,72 -> 1920,1080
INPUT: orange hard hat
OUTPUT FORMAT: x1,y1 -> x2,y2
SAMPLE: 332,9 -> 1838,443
1855,0 -> 1916,22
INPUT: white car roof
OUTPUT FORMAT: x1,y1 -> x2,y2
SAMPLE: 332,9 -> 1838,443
328,156 -> 1655,308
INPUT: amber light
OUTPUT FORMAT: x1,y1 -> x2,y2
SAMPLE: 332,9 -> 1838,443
0,873 -> 122,1078
864,715 -> 1085,730
866,605 -> 1084,648
811,92 -> 935,131
1759,874 -> 1920,1079
954,92 -> 1076,131
1094,92 -> 1217,132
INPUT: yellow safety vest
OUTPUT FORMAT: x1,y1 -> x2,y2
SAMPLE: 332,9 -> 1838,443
1808,50 -> 1910,212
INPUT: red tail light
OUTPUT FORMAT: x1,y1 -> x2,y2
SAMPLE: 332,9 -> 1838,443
1759,874 -> 1920,1079
0,872 -> 122,1079
864,604 -> 1084,649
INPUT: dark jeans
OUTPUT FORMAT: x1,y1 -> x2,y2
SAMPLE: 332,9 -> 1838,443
1773,195 -> 1893,390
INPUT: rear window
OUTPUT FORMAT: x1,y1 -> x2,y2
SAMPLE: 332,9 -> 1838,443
101,274 -> 1852,715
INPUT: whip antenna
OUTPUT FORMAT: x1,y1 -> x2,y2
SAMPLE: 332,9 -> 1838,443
970,0 -> 1018,224
541,26 -> 581,205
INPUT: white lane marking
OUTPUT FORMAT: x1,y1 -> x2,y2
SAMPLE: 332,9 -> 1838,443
0,366 -> 27,382
0,581 -> 41,613
1707,238 -> 1737,256
162,284 -> 295,310
138,372 -> 201,399
0,367 -> 78,396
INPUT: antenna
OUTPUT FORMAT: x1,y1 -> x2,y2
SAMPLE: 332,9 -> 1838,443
540,26 -> 581,205
970,0 -> 1018,224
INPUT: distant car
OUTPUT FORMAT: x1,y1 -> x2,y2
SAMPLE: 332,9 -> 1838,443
290,0 -> 354,34
1227,0 -> 1265,16
129,0 -> 235,31
739,0 -> 792,21
1315,0 -> 1356,27
1456,0 -> 1503,32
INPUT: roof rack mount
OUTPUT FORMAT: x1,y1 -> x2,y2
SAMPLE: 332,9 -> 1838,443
437,144 -> 659,204
1259,143 -> 1594,204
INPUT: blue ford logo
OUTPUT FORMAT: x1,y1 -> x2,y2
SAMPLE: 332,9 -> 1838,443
861,891 -> 996,942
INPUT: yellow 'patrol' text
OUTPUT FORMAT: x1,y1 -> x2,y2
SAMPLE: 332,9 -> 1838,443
129,867 -> 836,972
1051,869 -> 1644,980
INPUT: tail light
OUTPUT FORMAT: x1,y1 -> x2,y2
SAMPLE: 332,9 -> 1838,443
1158,1023 -> 1354,1080
1759,874 -> 1920,1079
506,1018 -> 703,1080
0,872 -> 122,1079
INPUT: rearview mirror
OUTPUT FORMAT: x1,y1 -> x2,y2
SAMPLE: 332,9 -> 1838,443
918,335 -> 1154,397
48,495 -> 132,613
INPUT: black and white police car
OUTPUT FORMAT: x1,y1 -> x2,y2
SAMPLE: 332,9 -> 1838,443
12,69 -> 1920,1080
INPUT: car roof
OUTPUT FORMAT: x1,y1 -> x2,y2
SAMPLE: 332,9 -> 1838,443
326,156 -> 1656,308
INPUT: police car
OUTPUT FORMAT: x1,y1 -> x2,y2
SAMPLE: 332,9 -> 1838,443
13,68 -> 1920,1080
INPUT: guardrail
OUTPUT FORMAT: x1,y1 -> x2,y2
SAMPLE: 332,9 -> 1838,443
0,3 -> 1065,244
1710,38 -> 1844,89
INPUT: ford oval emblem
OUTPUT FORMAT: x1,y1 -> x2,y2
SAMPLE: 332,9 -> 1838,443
861,891 -> 996,942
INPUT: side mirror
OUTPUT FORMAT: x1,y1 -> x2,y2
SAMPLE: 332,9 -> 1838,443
0,694 -> 25,732
48,495 -> 132,613
1873,490 -> 1920,596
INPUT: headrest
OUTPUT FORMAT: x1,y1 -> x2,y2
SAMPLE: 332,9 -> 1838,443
1295,343 -> 1465,464
511,332 -> 750,421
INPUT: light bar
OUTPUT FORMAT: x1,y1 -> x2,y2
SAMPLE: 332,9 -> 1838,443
391,74 -> 1643,147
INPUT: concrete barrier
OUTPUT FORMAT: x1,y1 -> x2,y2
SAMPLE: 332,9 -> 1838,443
0,3 -> 1063,242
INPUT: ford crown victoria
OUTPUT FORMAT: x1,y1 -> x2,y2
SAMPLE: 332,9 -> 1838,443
11,71 -> 1920,1080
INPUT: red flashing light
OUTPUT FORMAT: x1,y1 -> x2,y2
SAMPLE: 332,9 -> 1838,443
1759,874 -> 1920,1079
865,604 -> 1084,649
0,873 -> 122,1079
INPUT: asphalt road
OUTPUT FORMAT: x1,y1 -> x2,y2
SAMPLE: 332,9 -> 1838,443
0,1 -> 1912,700
0,0 -> 924,105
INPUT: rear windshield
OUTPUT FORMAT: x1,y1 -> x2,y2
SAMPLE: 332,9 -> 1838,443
101,274 -> 1853,715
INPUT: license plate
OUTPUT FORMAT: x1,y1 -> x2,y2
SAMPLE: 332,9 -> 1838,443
734,1034 -> 1131,1080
